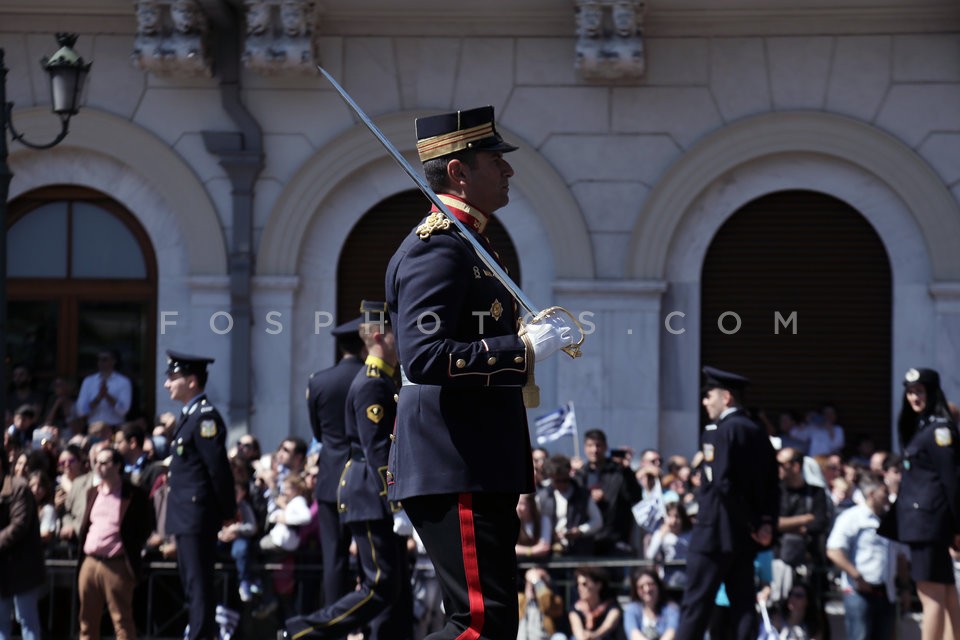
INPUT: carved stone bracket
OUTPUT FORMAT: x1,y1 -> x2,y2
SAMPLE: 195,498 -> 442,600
574,0 -> 645,81
132,0 -> 213,77
242,0 -> 319,75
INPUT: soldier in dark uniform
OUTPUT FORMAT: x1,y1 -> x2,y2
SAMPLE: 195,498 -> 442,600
306,315 -> 365,606
283,302 -> 412,639
382,106 -> 576,640
880,367 -> 960,640
675,366 -> 779,640
163,351 -> 236,640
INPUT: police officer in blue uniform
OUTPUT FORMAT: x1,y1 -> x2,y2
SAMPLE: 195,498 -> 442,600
880,367 -> 960,639
283,302 -> 411,639
306,315 -> 365,606
676,366 -> 779,640
163,351 -> 235,640
383,106 -> 576,640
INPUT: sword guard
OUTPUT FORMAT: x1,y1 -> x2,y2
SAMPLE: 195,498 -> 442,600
528,306 -> 585,359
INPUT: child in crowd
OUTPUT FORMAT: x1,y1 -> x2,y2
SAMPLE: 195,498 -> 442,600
260,474 -> 312,552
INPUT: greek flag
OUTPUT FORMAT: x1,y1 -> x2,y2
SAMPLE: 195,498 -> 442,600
534,401 -> 577,445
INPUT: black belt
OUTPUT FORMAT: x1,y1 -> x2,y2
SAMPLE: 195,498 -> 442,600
864,583 -> 887,597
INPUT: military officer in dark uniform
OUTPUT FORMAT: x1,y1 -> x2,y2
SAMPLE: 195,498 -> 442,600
306,315 -> 365,606
880,367 -> 960,640
383,106 -> 576,640
675,366 -> 779,640
163,351 -> 235,640
284,302 -> 411,639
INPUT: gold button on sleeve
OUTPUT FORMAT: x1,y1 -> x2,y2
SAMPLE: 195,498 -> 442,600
487,356 -> 497,366
514,356 -> 524,364
456,358 -> 467,369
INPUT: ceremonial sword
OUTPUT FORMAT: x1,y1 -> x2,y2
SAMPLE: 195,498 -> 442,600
319,66 -> 583,359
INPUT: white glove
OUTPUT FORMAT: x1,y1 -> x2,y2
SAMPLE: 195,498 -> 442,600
521,313 -> 576,362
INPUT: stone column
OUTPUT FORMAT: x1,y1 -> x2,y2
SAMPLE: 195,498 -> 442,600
549,279 -> 667,455
251,275 -> 301,445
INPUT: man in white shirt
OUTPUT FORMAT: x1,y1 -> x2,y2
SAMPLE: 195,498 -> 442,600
76,350 -> 132,428
826,476 -> 909,640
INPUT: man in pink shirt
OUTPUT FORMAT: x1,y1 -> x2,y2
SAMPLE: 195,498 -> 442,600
77,446 -> 154,639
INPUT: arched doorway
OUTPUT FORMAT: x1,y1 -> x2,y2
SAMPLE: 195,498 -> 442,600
700,190 -> 892,452
6,186 -> 158,424
336,189 -> 522,325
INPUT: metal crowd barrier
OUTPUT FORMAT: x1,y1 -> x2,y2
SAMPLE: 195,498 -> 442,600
23,556 -> 908,639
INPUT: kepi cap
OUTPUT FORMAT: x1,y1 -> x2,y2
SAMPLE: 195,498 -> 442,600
166,350 -> 214,377
416,106 -> 518,162
903,367 -> 940,389
702,365 -> 749,394
360,300 -> 390,325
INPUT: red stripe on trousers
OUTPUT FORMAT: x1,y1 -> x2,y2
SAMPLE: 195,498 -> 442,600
455,493 -> 485,640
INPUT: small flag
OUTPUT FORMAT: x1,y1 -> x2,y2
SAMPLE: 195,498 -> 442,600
535,401 -> 577,445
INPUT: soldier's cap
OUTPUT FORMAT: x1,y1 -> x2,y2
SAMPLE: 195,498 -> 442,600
166,350 -> 214,377
415,106 -> 518,162
903,367 -> 940,389
360,300 -> 390,326
331,316 -> 363,337
701,365 -> 749,394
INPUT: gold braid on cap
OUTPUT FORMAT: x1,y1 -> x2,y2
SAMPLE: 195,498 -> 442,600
416,211 -> 452,239
416,123 -> 494,162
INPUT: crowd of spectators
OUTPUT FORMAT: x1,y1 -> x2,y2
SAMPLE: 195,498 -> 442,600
2,364 -> 952,639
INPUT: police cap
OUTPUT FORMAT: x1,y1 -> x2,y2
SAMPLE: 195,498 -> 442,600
702,365 -> 750,394
415,106 -> 518,162
903,367 -> 940,389
166,350 -> 214,378
331,316 -> 362,337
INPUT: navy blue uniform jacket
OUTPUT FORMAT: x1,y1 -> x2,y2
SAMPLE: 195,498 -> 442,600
893,415 -> 960,543
691,409 -> 779,553
166,395 -> 235,535
339,356 -> 399,523
308,357 -> 365,503
385,211 -> 535,501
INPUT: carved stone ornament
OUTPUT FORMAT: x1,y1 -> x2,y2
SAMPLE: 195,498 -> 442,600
132,0 -> 213,77
574,0 -> 645,81
242,0 -> 319,75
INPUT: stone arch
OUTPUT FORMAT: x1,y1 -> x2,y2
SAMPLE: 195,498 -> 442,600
8,107 -> 227,276
628,111 -> 960,281
257,111 -> 594,279
647,112 -> 955,457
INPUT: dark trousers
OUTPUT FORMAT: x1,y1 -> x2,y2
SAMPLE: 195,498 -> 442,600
404,492 -> 520,640
176,532 -> 218,640
285,518 -> 404,639
316,499 -> 352,606
676,548 -> 757,640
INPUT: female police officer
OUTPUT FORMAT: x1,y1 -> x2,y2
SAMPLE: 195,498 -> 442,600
882,368 -> 960,640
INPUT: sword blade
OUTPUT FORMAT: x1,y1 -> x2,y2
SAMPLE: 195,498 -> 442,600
318,66 -> 539,316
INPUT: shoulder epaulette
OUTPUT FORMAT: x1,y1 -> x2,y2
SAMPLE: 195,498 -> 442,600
366,364 -> 381,378
416,211 -> 452,239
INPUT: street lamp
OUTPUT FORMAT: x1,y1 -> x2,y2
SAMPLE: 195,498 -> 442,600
0,33 -> 91,422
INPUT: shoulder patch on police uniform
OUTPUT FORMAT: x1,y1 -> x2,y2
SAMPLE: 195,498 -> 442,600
200,420 -> 218,438
367,405 -> 384,424
935,427 -> 952,447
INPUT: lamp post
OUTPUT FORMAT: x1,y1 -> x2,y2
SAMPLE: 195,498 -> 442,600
0,33 -> 91,423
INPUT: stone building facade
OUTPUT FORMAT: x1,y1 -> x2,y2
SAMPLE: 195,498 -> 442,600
2,0 -> 959,456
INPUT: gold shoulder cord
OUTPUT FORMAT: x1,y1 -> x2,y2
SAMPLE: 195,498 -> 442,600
417,212 -> 452,239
